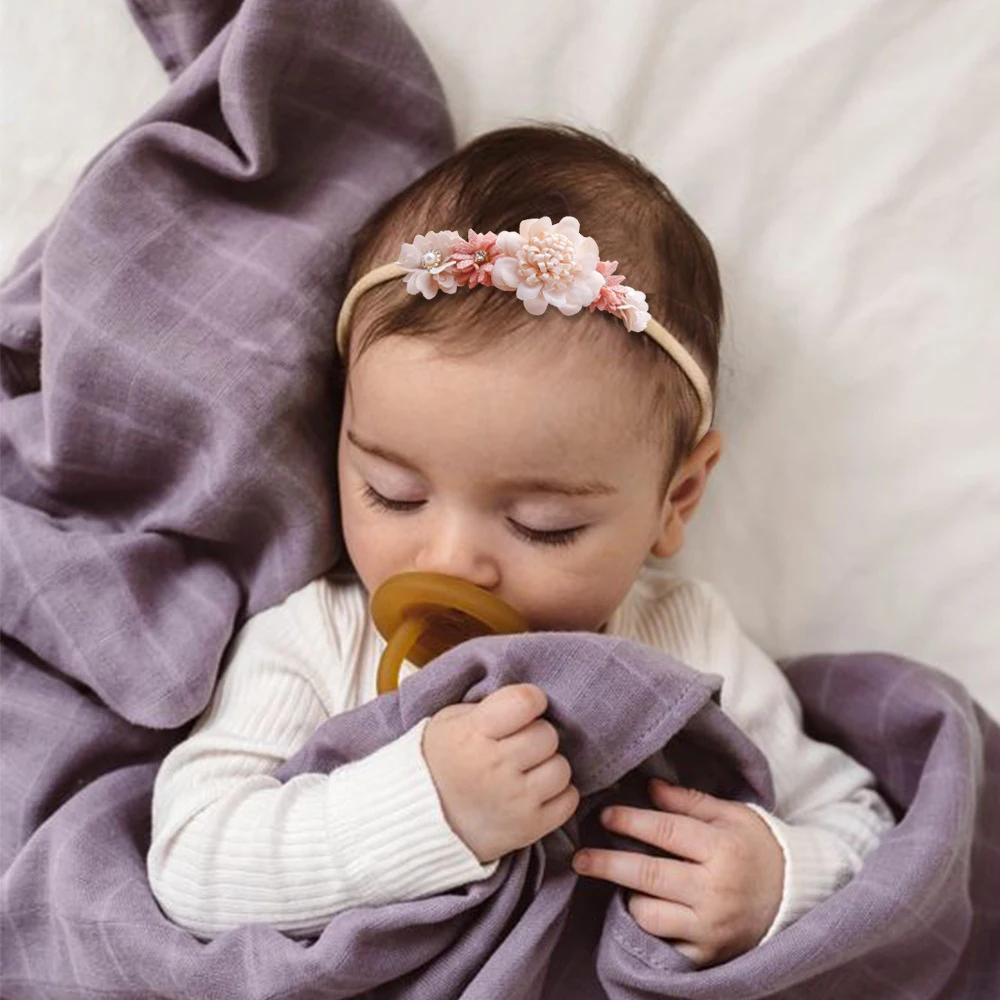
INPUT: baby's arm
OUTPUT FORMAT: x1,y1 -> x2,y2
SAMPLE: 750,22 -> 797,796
701,584 -> 895,937
148,581 -> 493,939
573,579 -> 894,964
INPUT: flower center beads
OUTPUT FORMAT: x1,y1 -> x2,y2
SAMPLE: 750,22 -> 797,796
517,232 -> 581,290
473,249 -> 489,264
420,248 -> 443,270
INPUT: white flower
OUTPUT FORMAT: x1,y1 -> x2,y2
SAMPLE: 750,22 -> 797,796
616,286 -> 650,332
491,216 -> 605,317
398,230 -> 461,299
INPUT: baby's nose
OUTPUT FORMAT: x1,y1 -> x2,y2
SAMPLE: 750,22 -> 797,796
413,522 -> 500,591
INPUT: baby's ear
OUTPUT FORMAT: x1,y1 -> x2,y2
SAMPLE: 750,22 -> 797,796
651,430 -> 722,558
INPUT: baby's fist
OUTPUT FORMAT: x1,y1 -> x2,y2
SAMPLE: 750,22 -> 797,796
423,684 -> 579,863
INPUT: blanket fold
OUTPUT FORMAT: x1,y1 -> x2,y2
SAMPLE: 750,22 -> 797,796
0,0 -> 453,737
125,0 -> 243,78
0,0 -> 451,985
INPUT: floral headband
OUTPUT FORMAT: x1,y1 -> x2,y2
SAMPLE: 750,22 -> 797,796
335,216 -> 713,441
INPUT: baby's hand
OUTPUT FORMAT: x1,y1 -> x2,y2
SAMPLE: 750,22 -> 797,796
423,683 -> 579,863
572,779 -> 783,967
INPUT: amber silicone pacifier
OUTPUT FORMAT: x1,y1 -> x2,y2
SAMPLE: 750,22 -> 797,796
370,572 -> 529,694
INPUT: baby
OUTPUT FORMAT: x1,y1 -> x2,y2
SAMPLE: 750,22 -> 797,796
148,125 -> 894,967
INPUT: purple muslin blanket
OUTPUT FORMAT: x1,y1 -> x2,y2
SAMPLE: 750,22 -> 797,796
3,627 -> 1000,998
2,0 -> 999,997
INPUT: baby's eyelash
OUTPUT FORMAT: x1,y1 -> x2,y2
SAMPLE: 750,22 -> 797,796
362,485 -> 585,547
507,520 -> 585,547
361,484 -> 424,513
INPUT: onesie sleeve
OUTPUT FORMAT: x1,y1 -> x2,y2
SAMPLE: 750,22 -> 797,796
147,579 -> 495,939
694,582 -> 896,941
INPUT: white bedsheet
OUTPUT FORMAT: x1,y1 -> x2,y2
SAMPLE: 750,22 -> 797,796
2,0 -> 997,718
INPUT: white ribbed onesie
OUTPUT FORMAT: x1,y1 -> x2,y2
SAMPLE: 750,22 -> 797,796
148,568 -> 894,940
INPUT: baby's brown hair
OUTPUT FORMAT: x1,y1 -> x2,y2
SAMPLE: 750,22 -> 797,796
343,125 -> 722,475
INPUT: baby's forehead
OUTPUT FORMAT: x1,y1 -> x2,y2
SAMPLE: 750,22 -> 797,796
344,350 -> 660,500
346,316 -> 678,454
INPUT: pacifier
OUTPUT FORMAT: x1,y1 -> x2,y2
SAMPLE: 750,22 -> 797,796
370,571 -> 529,694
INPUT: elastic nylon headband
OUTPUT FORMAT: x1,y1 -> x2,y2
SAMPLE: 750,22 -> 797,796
336,245 -> 714,442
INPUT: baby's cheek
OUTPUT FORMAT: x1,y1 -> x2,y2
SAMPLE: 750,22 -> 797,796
516,566 -> 631,633
342,509 -> 400,593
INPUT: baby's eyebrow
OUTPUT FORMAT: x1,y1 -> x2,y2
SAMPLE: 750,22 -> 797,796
347,429 -> 615,497
346,430 -> 419,471
503,478 -> 617,498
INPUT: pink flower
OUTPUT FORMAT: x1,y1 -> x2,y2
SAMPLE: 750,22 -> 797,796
589,261 -> 649,331
589,260 -> 629,314
452,230 -> 500,288
491,216 -> 605,317
397,230 -> 461,299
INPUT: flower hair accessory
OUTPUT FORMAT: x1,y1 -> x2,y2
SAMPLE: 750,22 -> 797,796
336,216 -> 713,440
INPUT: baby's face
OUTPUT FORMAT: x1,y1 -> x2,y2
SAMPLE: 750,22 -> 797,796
338,324 -> 675,632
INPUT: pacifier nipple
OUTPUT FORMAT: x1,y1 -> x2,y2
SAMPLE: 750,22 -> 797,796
370,572 -> 528,694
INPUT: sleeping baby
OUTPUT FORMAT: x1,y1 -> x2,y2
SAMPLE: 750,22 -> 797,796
148,124 -> 894,967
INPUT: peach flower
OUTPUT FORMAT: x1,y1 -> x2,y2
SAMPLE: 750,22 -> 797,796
491,216 -> 605,317
616,286 -> 651,333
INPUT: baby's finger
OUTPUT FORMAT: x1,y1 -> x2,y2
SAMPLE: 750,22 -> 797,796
649,780 -> 735,824
473,684 -> 548,739
524,753 -> 573,802
539,783 -> 581,830
572,849 -> 699,904
601,806 -> 715,863
501,718 -> 560,771
627,893 -> 697,942
431,703 -> 476,723
671,940 -> 708,967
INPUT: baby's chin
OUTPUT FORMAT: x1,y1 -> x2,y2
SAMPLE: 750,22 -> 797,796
503,591 -> 618,636
520,611 -> 610,635
516,589 -> 627,636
